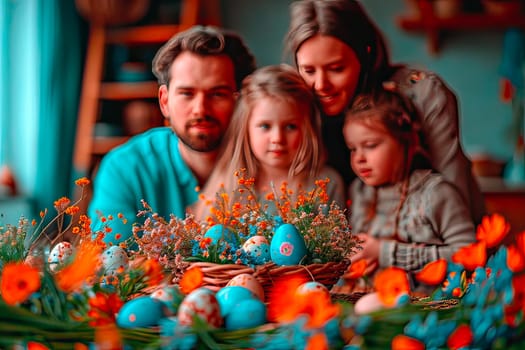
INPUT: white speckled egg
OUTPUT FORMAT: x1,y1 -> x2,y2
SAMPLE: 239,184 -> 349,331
48,241 -> 75,272
224,298 -> 267,331
177,287 -> 223,328
226,274 -> 265,301
116,295 -> 164,328
270,224 -> 307,266
242,235 -> 271,264
102,246 -> 129,275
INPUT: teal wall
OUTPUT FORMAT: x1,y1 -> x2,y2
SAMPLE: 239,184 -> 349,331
220,0 -> 515,162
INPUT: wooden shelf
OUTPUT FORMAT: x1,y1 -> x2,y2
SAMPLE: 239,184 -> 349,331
396,1 -> 525,54
106,24 -> 193,45
399,13 -> 525,31
92,136 -> 130,155
100,81 -> 158,100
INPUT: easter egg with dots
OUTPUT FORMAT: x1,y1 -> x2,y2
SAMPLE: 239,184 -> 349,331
270,223 -> 307,266
48,241 -> 75,272
296,281 -> 330,300
226,273 -> 264,301
116,295 -> 164,328
224,298 -> 267,331
177,287 -> 223,328
216,285 -> 257,318
204,224 -> 238,245
102,245 -> 129,275
242,235 -> 271,264
150,285 -> 183,315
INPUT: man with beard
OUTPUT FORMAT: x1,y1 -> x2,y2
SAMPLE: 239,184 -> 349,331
88,26 -> 256,244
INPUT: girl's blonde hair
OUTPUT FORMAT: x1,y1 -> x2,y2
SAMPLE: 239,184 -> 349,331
344,89 -> 430,237
204,64 -> 324,196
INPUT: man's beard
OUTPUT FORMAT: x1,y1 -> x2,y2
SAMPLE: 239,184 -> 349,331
178,132 -> 223,152
176,117 -> 223,152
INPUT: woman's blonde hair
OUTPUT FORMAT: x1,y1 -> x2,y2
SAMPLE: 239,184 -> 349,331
203,64 -> 324,197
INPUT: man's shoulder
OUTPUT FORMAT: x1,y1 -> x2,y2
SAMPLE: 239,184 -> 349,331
106,127 -> 177,157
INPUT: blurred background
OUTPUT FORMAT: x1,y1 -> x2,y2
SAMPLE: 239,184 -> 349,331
1,0 -> 523,232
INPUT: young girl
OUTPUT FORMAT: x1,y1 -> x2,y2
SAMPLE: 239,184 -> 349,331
193,64 -> 345,220
343,89 -> 476,292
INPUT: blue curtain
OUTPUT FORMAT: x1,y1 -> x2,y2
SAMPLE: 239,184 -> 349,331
1,1 -> 82,218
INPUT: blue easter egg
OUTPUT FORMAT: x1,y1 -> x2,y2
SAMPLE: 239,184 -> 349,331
204,224 -> 238,245
117,296 -> 164,328
270,223 -> 307,265
216,285 -> 257,318
224,298 -> 267,331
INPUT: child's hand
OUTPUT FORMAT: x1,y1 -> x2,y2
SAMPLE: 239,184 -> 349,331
350,233 -> 380,274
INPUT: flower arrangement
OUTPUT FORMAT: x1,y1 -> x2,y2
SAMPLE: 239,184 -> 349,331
132,169 -> 357,290
0,178 -> 163,349
339,213 -> 525,349
2,176 -> 525,349
134,169 -> 356,265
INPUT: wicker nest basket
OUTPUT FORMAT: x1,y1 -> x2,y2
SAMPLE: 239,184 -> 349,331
253,260 -> 350,294
176,260 -> 350,301
183,262 -> 256,292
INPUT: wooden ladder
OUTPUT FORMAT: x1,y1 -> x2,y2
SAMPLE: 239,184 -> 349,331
73,0 -> 219,178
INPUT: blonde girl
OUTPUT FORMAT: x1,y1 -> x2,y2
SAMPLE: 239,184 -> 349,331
343,89 -> 475,291
193,64 -> 345,219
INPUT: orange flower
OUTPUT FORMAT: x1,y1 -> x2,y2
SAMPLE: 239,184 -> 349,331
344,259 -> 367,280
415,259 -> 447,285
142,259 -> 164,287
0,262 -> 41,306
268,273 -> 339,328
507,244 -> 525,272
27,342 -> 50,350
53,197 -> 71,212
94,323 -> 122,349
391,334 -> 425,350
55,241 -> 102,293
305,333 -> 328,350
476,213 -> 510,248
267,273 -> 309,322
74,177 -> 90,187
452,241 -> 487,271
447,324 -> 473,350
179,267 -> 203,295
374,267 -> 410,307
88,292 -> 123,326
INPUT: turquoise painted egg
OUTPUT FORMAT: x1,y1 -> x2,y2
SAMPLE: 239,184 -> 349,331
270,223 -> 307,265
101,246 -> 129,275
48,241 -> 75,272
117,295 -> 164,328
224,298 -> 267,331
242,235 -> 271,264
177,287 -> 223,328
204,224 -> 238,245
226,273 -> 265,301
216,285 -> 257,317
